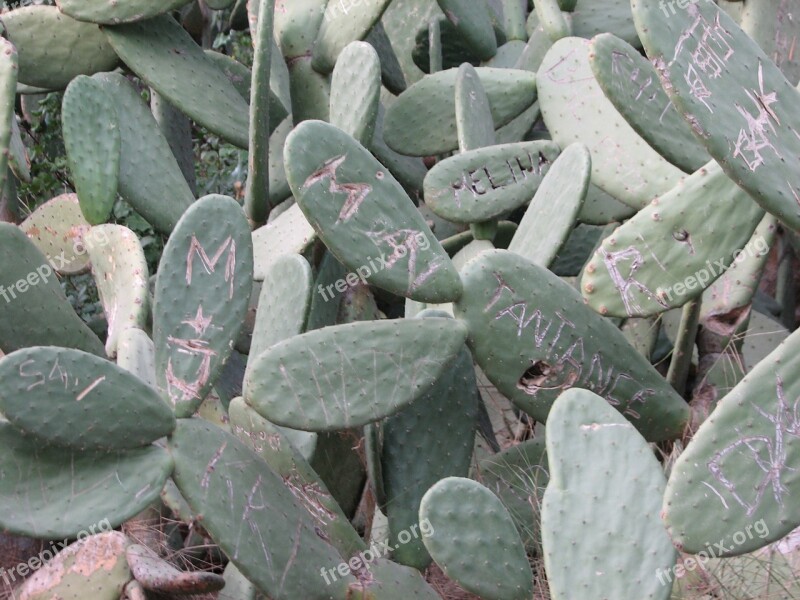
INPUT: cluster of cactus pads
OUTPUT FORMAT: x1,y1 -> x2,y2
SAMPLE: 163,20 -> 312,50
2,0 -> 800,598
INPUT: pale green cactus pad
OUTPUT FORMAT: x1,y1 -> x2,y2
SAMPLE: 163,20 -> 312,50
507,142 -> 589,266
244,318 -> 468,430
537,36 -> 685,208
384,67 -> 538,156
631,0 -> 800,231
663,327 -> 800,555
541,388 -> 676,600
420,477 -> 533,600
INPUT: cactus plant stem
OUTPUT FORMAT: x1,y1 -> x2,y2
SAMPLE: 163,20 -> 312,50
244,0 -> 276,226
666,298 -> 701,397
429,19 -> 443,74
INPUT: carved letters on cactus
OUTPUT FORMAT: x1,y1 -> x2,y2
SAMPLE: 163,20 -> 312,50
153,195 -> 253,418
486,273 -> 657,419
285,120 -> 462,303
705,374 -> 800,516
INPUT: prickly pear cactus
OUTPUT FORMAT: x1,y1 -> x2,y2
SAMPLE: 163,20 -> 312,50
541,388 -> 676,600
3,1 -> 800,598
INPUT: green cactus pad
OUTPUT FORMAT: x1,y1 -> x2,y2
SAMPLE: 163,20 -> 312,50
663,327 -> 800,555
151,90 -> 196,196
288,56 -> 332,123
570,0 -> 639,46
419,477 -> 533,600
632,0 -> 800,231
228,397 -> 365,558
56,0 -> 192,24
700,214 -> 777,321
285,120 -> 462,303
93,73 -> 194,233
541,388 -> 676,600
252,203 -> 316,280
329,41 -> 381,146
85,225 -> 149,357
581,162 -> 764,318
271,0 -> 327,59
370,101 -> 428,202
244,254 -> 312,390
424,141 -> 560,224
20,193 -> 92,275
0,422 -> 172,538
62,76 -> 120,226
741,0 -> 800,86
0,223 -> 104,355
537,36 -> 684,208
550,223 -> 606,277
0,346 -> 175,450
345,558 -> 442,599
436,0 -> 497,60
384,67 -> 537,156
493,99 -> 539,145
169,418 -> 355,599
589,33 -> 710,173
455,62 -> 495,151
15,531 -> 132,600
312,0 -> 391,73
104,15 -> 250,149
454,249 -> 689,441
309,429 -> 366,519
478,437 -> 549,550
536,0 -> 571,42
0,6 -> 118,89
578,184 -> 636,225
244,318 -> 468,431
507,143 -> 589,267
203,49 -> 252,99
154,195 -> 253,417
117,327 -> 156,388
382,314 -> 478,568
